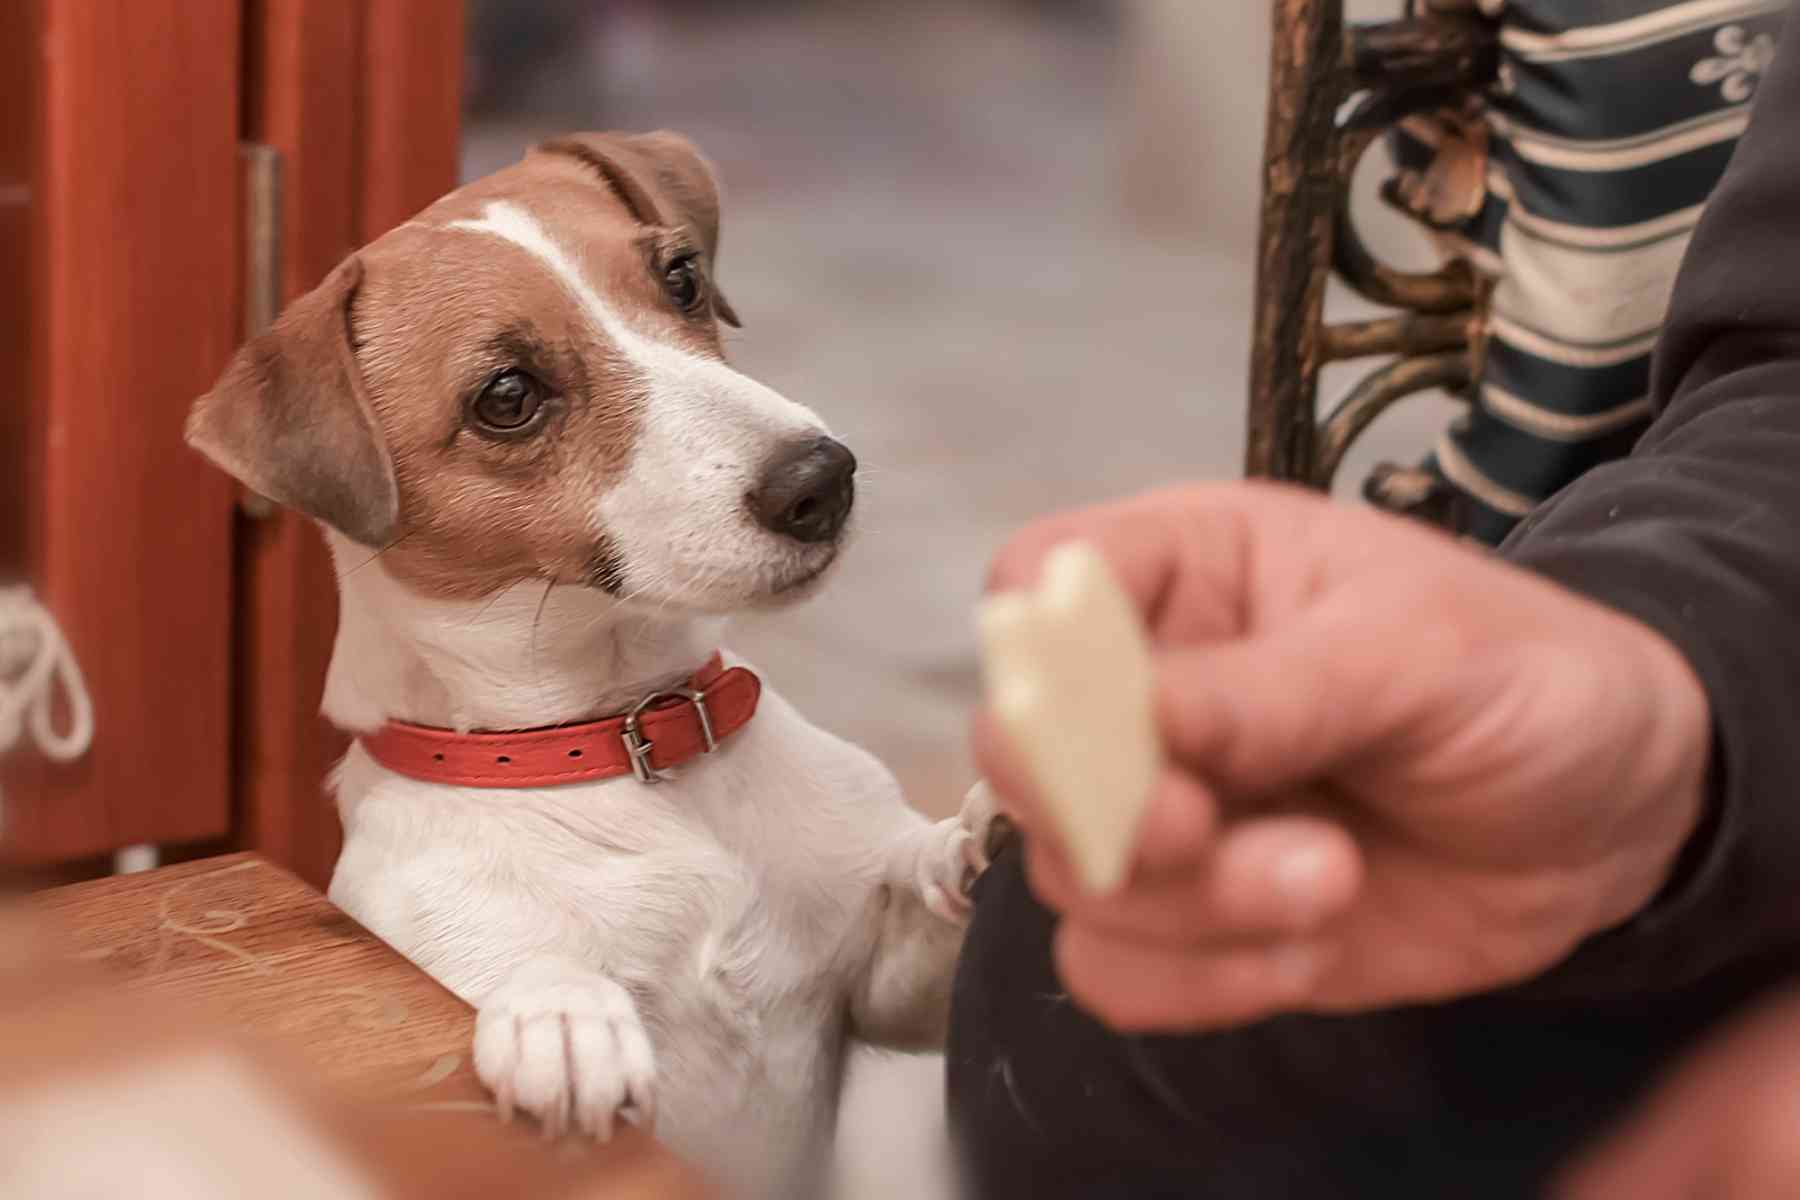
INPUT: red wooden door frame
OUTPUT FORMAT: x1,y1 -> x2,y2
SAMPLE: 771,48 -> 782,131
236,0 -> 463,889
2,1 -> 463,887
0,1 -> 37,579
2,0 -> 242,863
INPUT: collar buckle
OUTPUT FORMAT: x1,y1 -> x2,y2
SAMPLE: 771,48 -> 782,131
621,685 -> 717,785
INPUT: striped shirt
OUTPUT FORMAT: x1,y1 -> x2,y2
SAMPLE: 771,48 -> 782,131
1392,0 -> 1785,542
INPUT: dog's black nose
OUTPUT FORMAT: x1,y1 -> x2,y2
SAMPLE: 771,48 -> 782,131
749,436 -> 857,543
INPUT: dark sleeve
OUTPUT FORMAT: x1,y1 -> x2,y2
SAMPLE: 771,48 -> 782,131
1500,8 -> 1800,992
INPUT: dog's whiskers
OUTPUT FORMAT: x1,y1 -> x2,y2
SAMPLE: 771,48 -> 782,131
528,575 -> 557,685
463,580 -> 524,629
341,532 -> 416,579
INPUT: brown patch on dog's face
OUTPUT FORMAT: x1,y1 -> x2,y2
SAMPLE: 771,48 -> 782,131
349,157 -> 733,599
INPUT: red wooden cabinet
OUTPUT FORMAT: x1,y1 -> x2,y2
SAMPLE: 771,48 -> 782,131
1,0 -> 462,889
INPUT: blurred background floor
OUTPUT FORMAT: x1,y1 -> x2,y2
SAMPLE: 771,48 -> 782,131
462,2 -> 1442,1194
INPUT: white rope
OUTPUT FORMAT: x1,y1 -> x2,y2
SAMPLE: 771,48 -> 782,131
0,587 -> 95,815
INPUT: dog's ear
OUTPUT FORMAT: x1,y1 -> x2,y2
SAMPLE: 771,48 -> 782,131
185,256 -> 400,547
534,130 -> 742,328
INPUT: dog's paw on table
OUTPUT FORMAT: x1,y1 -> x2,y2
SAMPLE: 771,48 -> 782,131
21,854 -> 708,1198
475,960 -> 659,1142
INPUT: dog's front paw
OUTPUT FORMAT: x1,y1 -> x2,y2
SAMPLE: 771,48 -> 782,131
915,782 -> 1010,925
473,960 -> 656,1141
960,779 -> 1015,872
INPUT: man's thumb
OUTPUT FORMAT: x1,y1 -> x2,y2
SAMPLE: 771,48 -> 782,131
1154,606 -> 1417,795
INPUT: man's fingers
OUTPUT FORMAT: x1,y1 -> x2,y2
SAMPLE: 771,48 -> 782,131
974,713 -> 1218,881
1201,816 -> 1361,935
1132,770 -> 1221,873
1016,768 -> 1218,902
983,484 -> 1271,643
1027,814 -> 1362,945
1153,595 -> 1425,796
1054,924 -> 1337,1033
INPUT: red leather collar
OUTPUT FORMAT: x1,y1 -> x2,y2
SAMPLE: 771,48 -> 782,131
359,655 -> 760,788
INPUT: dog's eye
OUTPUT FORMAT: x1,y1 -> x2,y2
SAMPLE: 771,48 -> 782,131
471,369 -> 547,435
662,254 -> 704,313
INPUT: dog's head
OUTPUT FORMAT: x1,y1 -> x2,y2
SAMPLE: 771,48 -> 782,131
187,131 -> 854,612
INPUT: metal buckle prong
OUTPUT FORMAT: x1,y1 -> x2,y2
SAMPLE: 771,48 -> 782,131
689,688 -> 717,754
621,686 -> 716,785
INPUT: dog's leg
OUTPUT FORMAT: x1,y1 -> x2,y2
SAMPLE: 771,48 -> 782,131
473,957 -> 657,1141
849,783 -> 1003,1050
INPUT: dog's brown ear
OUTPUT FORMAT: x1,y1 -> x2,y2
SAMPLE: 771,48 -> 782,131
185,256 -> 400,547
534,130 -> 742,328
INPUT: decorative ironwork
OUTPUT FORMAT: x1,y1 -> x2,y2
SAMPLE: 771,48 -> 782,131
1248,0 -> 1498,524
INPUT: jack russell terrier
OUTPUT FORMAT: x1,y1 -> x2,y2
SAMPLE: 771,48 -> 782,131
185,131 -> 999,1199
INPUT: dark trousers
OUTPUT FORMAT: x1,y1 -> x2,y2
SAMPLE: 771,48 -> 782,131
945,844 -> 1790,1199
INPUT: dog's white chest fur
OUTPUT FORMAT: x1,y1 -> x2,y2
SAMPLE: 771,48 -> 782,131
330,682 -> 958,1197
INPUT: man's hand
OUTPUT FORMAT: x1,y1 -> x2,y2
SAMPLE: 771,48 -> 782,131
1557,989 -> 1800,1199
975,482 -> 1712,1032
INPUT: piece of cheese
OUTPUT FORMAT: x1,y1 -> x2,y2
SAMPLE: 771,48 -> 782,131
978,541 -> 1158,894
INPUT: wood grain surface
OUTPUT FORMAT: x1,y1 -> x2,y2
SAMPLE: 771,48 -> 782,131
31,854 -> 710,1198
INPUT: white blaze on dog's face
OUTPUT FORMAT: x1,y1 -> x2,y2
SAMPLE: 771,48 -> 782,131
186,132 -> 855,612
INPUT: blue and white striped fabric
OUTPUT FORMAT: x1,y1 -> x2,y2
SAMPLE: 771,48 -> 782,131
1389,0 -> 1785,543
